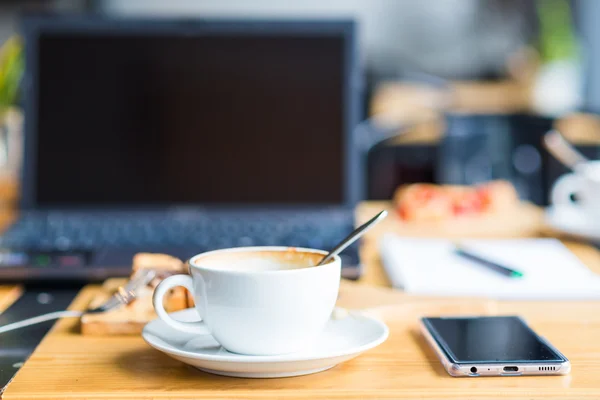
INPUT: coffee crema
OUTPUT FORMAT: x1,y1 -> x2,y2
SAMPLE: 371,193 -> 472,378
192,248 -> 330,272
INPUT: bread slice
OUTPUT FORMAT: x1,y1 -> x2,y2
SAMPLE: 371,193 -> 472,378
394,180 -> 519,222
132,252 -> 186,273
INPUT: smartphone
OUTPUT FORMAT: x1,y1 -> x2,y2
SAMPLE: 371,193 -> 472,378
420,316 -> 570,377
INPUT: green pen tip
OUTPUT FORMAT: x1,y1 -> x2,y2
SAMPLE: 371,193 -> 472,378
512,271 -> 524,278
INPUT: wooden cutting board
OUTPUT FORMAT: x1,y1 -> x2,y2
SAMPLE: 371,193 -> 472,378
80,278 -> 190,336
356,201 -> 543,241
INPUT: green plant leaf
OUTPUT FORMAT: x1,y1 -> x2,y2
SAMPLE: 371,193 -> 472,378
537,0 -> 578,62
0,36 -> 24,109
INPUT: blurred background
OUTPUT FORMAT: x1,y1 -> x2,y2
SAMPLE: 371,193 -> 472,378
0,0 -> 598,279
0,0 -> 598,209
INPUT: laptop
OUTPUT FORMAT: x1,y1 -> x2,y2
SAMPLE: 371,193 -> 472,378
0,16 -> 364,282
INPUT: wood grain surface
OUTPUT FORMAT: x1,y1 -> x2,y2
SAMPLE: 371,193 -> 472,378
0,201 -> 18,315
5,280 -> 600,399
0,286 -> 21,313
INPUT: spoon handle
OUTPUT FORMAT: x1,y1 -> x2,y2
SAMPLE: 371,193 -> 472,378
317,210 -> 388,266
543,129 -> 589,169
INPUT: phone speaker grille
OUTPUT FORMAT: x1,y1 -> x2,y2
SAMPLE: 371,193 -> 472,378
539,366 -> 556,371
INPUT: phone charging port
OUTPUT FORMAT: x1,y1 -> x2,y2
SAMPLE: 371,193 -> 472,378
503,366 -> 518,372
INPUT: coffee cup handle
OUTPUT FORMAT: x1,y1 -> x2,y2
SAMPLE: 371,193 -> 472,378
551,173 -> 583,206
152,274 -> 210,334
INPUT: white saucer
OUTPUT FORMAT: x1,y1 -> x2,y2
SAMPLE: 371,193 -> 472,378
545,205 -> 600,242
142,308 -> 388,378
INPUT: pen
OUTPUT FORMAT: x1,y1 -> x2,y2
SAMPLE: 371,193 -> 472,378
453,246 -> 524,279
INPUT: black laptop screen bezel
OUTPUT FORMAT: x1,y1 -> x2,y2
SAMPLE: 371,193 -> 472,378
20,16 -> 363,211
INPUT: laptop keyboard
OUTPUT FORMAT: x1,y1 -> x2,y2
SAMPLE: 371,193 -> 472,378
0,210 -> 356,253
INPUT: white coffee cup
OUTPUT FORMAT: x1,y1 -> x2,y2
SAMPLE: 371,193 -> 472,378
152,246 -> 341,356
551,160 -> 600,218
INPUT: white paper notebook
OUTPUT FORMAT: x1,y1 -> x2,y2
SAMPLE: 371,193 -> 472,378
379,235 -> 600,300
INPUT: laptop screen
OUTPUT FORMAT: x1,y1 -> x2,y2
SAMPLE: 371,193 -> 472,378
26,22 -> 356,208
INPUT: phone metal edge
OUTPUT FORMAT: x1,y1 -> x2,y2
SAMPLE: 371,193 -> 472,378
418,318 -> 571,377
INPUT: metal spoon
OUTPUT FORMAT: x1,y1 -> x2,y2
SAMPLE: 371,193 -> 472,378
543,129 -> 589,170
317,210 -> 388,266
0,269 -> 156,334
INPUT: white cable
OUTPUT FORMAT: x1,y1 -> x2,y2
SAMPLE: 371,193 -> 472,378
0,310 -> 83,334
0,270 -> 155,335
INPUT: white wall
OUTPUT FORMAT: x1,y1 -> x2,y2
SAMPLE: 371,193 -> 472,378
0,7 -> 18,46
102,0 -> 528,79
0,0 -> 90,46
579,0 -> 600,110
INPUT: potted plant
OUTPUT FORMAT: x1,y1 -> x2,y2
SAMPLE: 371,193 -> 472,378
532,0 -> 582,117
0,35 -> 23,179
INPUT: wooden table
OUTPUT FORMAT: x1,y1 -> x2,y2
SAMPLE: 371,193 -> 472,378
0,286 -> 21,314
2,202 -> 600,399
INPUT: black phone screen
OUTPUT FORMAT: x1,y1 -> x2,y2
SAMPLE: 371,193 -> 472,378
423,316 -> 565,363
